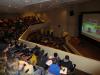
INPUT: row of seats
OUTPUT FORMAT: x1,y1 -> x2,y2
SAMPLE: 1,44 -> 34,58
27,30 -> 66,51
0,16 -> 43,43
1,40 -> 76,75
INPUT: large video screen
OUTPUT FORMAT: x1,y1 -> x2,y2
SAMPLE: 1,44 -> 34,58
82,13 -> 100,42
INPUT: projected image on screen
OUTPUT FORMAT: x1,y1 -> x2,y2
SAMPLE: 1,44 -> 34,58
82,14 -> 100,42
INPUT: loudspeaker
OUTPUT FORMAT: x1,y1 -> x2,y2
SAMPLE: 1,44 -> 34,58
70,10 -> 74,16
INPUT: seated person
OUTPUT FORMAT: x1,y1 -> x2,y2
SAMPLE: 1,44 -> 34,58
47,60 -> 60,75
23,48 -> 30,56
51,53 -> 61,64
38,53 -> 48,68
29,53 -> 37,66
46,53 -> 61,67
34,66 -> 45,75
23,62 -> 34,75
55,53 -> 60,59
6,57 -> 19,75
61,55 -> 76,73
46,57 -> 53,66
18,59 -> 35,75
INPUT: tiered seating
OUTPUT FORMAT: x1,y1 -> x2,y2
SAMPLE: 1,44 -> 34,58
27,30 -> 66,51
0,16 -> 43,43
1,41 -> 76,75
0,15 -> 76,75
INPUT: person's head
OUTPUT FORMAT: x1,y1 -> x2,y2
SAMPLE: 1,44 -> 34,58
65,55 -> 69,60
54,53 -> 58,57
20,43 -> 24,46
41,50 -> 44,55
23,44 -> 27,48
44,53 -> 48,57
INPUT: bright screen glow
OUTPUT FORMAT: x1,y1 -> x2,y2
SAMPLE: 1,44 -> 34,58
82,14 -> 100,42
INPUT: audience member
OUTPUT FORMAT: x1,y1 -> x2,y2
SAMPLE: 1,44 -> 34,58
0,16 -> 43,43
53,53 -> 61,64
29,53 -> 37,66
47,60 -> 60,75
39,53 -> 48,69
61,55 -> 76,73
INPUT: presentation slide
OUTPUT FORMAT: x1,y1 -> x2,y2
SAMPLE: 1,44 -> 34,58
82,14 -> 100,42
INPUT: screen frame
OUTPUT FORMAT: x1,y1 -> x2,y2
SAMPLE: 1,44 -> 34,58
78,11 -> 100,47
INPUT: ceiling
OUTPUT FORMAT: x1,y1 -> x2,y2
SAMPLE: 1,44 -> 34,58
0,0 -> 50,8
0,0 -> 91,13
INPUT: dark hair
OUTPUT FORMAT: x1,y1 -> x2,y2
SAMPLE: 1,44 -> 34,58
41,50 -> 44,55
54,53 -> 58,57
23,44 -> 27,48
20,42 -> 24,46
65,55 -> 69,59
44,53 -> 48,57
